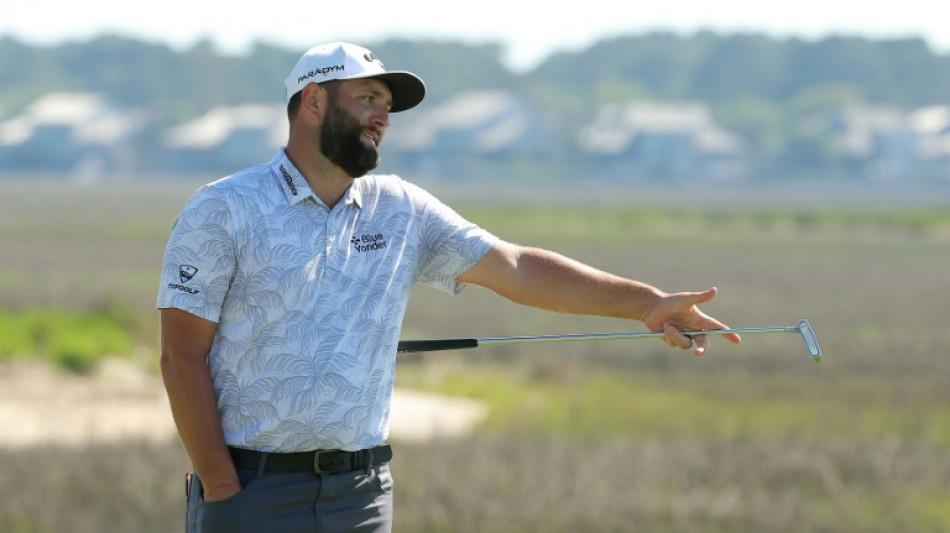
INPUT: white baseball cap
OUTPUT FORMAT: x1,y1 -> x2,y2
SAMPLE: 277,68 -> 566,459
284,42 -> 426,113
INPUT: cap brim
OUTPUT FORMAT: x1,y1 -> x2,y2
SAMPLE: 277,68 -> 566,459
360,71 -> 426,113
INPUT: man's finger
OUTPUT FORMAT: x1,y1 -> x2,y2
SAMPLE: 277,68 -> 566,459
687,287 -> 718,306
693,334 -> 709,357
663,323 -> 694,350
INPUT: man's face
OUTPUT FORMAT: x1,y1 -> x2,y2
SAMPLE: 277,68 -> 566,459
319,80 -> 392,178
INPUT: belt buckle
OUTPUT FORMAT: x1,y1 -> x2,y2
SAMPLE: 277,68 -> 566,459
312,451 -> 323,474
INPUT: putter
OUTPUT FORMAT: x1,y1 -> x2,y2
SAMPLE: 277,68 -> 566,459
397,319 -> 822,362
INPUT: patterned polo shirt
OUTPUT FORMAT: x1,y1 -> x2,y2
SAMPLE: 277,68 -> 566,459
157,150 -> 497,452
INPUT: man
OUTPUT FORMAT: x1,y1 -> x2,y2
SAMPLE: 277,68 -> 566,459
158,41 -> 741,532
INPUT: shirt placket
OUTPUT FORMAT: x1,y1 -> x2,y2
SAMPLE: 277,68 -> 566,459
303,202 -> 330,282
324,203 -> 352,274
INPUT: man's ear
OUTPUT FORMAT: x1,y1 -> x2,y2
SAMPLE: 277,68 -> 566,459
300,83 -> 326,121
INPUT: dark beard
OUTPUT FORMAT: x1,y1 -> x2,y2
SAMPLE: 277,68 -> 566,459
319,103 -> 380,178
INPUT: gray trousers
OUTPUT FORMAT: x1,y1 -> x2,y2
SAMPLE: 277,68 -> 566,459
185,463 -> 394,532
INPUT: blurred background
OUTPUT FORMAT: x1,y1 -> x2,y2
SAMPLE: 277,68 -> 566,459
1,2 -> 948,532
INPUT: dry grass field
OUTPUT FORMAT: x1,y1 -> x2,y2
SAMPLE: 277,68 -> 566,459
1,178 -> 948,532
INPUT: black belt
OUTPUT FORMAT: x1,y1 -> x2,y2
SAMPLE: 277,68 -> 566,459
229,445 -> 392,474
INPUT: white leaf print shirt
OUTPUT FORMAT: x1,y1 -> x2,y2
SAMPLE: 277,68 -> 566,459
157,150 -> 497,452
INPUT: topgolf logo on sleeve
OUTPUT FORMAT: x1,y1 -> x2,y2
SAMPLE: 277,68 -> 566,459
168,264 -> 201,295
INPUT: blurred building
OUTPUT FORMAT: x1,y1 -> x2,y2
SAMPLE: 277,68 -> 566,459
0,93 -> 140,180
910,105 -> 950,179
825,105 -> 950,181
383,90 -> 565,180
578,101 -> 747,181
2,91 -> 949,183
162,104 -> 288,175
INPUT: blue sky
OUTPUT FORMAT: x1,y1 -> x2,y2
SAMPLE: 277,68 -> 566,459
2,0 -> 947,71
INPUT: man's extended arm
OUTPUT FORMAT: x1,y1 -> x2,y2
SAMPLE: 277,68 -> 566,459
159,308 -> 241,502
457,240 -> 741,355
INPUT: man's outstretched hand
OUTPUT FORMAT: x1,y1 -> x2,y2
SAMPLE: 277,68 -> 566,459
642,287 -> 742,356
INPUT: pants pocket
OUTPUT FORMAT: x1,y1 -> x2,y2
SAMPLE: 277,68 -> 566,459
185,470 -> 257,533
373,463 -> 395,493
199,497 -> 246,533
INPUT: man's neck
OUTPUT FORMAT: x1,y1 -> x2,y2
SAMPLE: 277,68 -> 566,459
286,144 -> 354,209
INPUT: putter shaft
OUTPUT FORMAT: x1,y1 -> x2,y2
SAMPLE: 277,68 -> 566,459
478,326 -> 792,346
397,320 -> 821,362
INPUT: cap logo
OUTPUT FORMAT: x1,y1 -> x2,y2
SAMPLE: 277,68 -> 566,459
297,64 -> 345,84
364,52 -> 382,67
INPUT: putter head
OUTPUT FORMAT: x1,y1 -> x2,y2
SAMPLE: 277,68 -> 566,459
797,319 -> 822,362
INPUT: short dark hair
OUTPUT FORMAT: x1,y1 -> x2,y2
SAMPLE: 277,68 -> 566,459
287,81 -> 341,122
287,91 -> 302,122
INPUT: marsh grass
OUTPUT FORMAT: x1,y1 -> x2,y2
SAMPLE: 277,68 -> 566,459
1,436 -> 946,533
1,181 -> 948,531
0,440 -> 190,533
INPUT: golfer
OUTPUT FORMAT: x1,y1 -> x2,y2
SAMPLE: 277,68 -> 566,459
158,41 -> 741,532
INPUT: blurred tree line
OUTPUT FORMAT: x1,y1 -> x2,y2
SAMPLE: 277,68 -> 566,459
527,33 -> 949,133
2,31 -> 947,119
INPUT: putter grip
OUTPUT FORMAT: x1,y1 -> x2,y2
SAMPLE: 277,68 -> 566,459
397,338 -> 479,353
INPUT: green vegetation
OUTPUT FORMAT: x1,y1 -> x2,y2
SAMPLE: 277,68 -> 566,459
399,364 -> 950,448
0,308 -> 134,373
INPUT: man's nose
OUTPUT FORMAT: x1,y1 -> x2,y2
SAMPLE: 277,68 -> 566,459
371,109 -> 390,130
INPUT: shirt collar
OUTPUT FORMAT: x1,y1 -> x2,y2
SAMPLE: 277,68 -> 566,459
271,149 -> 363,210
271,150 -> 314,206
344,178 -> 364,209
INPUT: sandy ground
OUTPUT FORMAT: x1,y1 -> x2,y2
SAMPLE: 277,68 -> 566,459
0,359 -> 486,448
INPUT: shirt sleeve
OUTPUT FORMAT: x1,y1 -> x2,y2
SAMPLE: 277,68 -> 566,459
156,187 -> 237,322
411,184 -> 498,294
